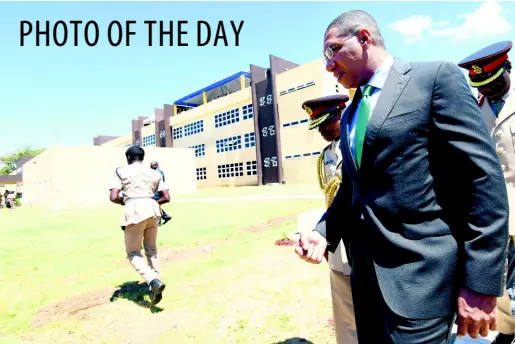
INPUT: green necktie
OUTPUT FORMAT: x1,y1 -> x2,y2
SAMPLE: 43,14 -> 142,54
355,85 -> 375,168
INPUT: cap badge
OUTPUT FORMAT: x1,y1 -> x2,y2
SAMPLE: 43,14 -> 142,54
302,105 -> 313,116
472,65 -> 483,74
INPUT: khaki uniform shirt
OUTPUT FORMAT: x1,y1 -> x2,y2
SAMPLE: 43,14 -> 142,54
481,85 -> 515,236
324,140 -> 351,275
109,162 -> 168,226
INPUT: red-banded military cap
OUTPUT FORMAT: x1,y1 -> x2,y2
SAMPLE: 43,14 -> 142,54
458,41 -> 512,87
302,94 -> 349,130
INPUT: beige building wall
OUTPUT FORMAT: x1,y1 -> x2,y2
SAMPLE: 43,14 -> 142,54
275,58 -> 350,184
101,134 -> 132,148
92,57 -> 355,189
171,88 -> 258,188
23,146 -> 196,211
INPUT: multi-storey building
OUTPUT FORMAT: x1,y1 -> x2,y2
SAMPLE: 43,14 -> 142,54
94,55 -> 351,188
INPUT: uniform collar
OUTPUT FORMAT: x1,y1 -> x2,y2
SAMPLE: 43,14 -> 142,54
495,84 -> 515,123
502,84 -> 515,101
487,84 -> 514,104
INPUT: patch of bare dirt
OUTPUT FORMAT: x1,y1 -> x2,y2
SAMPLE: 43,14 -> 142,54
33,244 -> 218,329
241,215 -> 296,233
32,286 -> 117,329
275,239 -> 297,246
160,244 -> 215,263
30,214 -> 299,334
116,244 -> 216,268
327,317 -> 335,330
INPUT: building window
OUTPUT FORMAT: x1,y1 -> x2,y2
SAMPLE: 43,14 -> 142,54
215,108 -> 240,128
160,130 -> 166,138
282,119 -> 309,128
244,132 -> 256,148
279,81 -> 316,96
124,143 -> 131,148
189,144 -> 206,157
173,127 -> 183,139
184,120 -> 204,136
284,151 -> 321,160
135,139 -> 140,146
246,161 -> 257,176
216,135 -> 242,153
242,104 -> 254,120
196,167 -> 207,180
218,163 -> 244,179
143,134 -> 156,147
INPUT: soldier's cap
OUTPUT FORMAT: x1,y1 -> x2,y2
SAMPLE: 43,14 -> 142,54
302,94 -> 349,130
457,40 -> 512,87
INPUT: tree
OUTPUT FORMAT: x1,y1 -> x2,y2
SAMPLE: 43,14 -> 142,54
0,146 -> 45,175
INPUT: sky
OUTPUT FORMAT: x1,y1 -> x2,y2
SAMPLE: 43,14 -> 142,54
0,0 -> 513,157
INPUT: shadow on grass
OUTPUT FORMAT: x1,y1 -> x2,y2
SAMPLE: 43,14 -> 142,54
273,338 -> 315,344
109,281 -> 163,313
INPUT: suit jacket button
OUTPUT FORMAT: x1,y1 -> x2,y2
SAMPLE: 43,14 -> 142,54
502,164 -> 506,171
497,147 -> 505,155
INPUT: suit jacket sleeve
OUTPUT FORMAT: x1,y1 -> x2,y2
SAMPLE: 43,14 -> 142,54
432,61 -> 509,296
313,166 -> 353,252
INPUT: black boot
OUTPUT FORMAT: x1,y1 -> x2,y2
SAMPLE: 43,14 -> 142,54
162,215 -> 172,225
161,210 -> 172,225
493,333 -> 515,344
149,278 -> 166,306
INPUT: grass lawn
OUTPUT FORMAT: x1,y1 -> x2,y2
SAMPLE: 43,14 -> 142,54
0,184 -> 337,344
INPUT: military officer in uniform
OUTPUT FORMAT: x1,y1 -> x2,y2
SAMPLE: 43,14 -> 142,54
109,146 -> 170,306
300,93 -> 358,344
459,40 -> 515,344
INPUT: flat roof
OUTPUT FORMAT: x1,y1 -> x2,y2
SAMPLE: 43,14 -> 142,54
0,175 -> 22,185
173,71 -> 251,108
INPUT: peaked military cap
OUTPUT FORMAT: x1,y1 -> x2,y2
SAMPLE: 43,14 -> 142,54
458,40 -> 512,87
302,94 -> 349,130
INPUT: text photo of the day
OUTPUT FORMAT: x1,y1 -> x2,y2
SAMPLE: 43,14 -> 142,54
1,1 -> 514,344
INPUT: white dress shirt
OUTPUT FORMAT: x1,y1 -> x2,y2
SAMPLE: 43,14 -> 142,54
348,54 -> 395,158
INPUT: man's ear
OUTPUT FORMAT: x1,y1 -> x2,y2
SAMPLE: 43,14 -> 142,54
357,29 -> 373,49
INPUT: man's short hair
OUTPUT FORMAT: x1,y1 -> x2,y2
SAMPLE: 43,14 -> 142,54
125,146 -> 145,162
325,10 -> 385,48
150,161 -> 159,168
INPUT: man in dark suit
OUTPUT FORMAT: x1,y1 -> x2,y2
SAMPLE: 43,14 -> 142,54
295,10 -> 509,343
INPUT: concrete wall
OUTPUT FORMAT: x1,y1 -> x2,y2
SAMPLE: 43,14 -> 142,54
22,145 -> 196,211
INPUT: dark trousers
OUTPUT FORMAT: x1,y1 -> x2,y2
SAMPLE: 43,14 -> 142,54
350,244 -> 455,344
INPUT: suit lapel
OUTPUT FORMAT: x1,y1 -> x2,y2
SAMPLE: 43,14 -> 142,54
340,94 -> 361,183
362,59 -> 411,167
